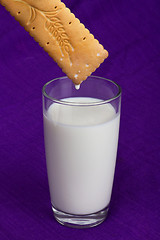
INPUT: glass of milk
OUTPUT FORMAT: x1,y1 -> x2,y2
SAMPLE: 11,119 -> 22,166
42,76 -> 121,228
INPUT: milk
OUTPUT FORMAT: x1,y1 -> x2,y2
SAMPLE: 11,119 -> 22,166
43,97 -> 120,215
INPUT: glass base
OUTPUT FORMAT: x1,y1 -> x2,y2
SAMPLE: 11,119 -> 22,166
52,205 -> 109,228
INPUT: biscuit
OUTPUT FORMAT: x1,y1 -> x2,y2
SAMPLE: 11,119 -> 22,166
0,0 -> 108,84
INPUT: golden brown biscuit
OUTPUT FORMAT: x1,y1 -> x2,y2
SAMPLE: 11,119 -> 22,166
0,0 -> 108,84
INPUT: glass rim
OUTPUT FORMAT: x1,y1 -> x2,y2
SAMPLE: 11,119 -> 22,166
42,76 -> 122,106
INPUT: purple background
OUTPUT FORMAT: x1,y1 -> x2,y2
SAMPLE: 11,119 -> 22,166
0,0 -> 160,239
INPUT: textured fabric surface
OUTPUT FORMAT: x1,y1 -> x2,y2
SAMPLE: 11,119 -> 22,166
0,0 -> 160,239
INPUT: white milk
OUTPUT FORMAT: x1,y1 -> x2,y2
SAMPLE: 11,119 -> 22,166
43,97 -> 120,215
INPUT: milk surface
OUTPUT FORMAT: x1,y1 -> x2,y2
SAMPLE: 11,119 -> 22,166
43,97 -> 120,215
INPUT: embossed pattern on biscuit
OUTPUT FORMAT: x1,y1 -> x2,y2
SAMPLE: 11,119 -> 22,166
0,0 -> 108,84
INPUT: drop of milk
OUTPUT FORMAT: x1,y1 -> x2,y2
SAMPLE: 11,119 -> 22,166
75,84 -> 80,90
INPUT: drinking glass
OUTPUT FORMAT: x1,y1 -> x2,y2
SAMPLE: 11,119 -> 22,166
42,76 -> 121,228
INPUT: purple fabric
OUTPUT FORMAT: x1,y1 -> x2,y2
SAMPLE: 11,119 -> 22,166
0,0 -> 160,239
